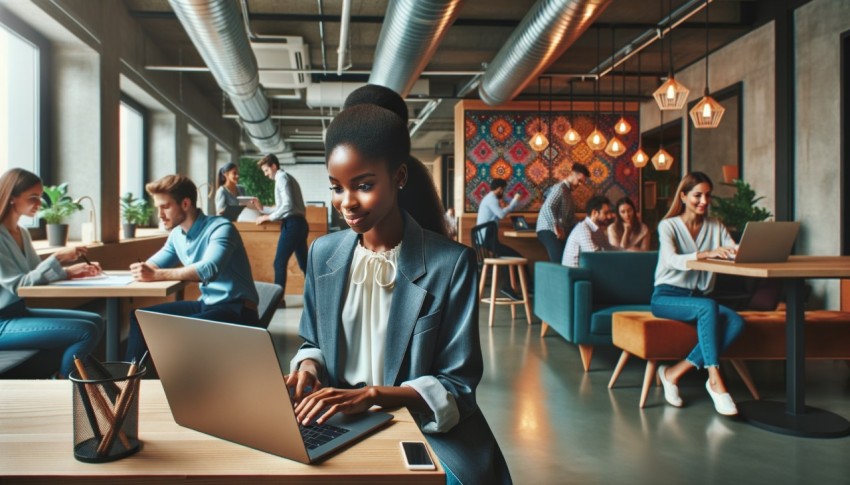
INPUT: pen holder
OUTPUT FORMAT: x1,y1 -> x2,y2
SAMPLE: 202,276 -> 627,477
69,361 -> 147,463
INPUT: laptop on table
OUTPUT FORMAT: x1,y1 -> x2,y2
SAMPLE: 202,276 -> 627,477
510,215 -> 535,232
708,221 -> 801,264
135,311 -> 393,463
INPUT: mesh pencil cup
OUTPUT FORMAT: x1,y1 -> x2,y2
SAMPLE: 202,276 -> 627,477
68,361 -> 147,463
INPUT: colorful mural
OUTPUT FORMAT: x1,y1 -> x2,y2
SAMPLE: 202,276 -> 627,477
465,111 -> 640,213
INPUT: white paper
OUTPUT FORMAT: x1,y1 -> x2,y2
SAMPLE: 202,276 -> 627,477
50,274 -> 135,287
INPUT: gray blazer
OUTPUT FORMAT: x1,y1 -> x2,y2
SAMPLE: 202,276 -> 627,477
293,213 -> 511,484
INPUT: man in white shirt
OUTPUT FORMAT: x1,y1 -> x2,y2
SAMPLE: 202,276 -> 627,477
562,195 -> 617,267
255,154 -> 307,306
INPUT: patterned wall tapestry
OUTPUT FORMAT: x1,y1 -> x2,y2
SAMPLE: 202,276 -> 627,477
464,111 -> 640,213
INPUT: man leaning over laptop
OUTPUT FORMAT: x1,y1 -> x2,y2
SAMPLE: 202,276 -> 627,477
124,174 -> 260,363
476,178 -> 526,300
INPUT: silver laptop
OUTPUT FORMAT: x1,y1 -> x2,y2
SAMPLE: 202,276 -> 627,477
135,310 -> 393,463
710,221 -> 801,263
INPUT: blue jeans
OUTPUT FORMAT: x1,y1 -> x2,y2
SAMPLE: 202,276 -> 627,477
125,300 -> 260,362
650,284 -> 744,369
0,301 -> 104,377
537,229 -> 565,263
274,215 -> 308,294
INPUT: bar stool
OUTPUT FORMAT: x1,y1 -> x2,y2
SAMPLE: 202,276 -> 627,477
478,256 -> 532,327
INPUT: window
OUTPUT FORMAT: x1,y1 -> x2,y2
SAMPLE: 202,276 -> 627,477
1,10 -> 48,228
119,97 -> 146,201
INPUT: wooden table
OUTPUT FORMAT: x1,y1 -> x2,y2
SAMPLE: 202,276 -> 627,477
503,230 -> 539,238
18,273 -> 187,361
0,380 -> 443,484
688,256 -> 850,437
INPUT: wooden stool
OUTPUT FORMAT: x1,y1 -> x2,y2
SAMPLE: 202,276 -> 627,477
478,256 -> 532,327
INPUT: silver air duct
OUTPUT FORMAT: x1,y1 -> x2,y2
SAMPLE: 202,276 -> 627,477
369,0 -> 464,97
169,0 -> 285,154
479,0 -> 612,106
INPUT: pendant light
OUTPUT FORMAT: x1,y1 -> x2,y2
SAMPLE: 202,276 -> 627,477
587,28 -> 607,151
605,28 -> 626,157
653,0 -> 689,110
652,110 -> 673,171
631,52 -> 649,168
689,0 -> 725,128
529,77 -> 549,152
564,80 -> 581,145
614,32 -> 632,136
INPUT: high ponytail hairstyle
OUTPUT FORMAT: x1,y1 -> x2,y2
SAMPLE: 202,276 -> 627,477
325,104 -> 448,237
217,162 -> 237,187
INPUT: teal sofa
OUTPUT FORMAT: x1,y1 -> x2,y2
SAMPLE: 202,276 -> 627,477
533,251 -> 659,371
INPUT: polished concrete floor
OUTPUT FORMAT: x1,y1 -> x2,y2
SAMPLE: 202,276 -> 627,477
270,296 -> 850,485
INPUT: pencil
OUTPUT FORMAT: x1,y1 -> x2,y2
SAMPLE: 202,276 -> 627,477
96,359 -> 139,456
74,377 -> 102,443
74,357 -> 131,450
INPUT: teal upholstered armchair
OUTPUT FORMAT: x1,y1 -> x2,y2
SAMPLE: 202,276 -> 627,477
533,251 -> 658,371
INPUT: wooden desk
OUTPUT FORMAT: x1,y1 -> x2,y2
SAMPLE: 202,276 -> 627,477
0,380 -> 443,484
18,273 -> 187,361
503,231 -> 539,238
688,256 -> 850,437
234,206 -> 328,295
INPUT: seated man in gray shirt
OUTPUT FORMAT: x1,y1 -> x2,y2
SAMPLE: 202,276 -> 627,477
562,195 -> 617,267
255,154 -> 307,307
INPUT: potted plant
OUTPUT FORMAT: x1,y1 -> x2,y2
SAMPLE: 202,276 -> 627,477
38,183 -> 83,247
120,192 -> 153,238
711,179 -> 773,239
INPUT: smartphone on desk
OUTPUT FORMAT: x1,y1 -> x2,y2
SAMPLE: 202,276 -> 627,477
400,441 -> 436,470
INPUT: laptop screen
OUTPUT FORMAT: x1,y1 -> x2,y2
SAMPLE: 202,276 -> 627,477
511,216 -> 531,231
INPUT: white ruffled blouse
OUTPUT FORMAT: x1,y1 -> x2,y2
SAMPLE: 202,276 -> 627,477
340,242 -> 401,387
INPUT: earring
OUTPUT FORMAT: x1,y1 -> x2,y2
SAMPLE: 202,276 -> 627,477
398,185 -> 404,190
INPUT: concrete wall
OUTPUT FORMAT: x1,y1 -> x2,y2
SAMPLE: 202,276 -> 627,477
795,0 -> 850,309
640,22 -> 776,212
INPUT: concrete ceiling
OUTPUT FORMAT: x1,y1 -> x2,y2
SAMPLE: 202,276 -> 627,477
124,0 -> 768,157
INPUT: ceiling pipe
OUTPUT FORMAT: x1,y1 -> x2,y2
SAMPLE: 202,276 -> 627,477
337,0 -> 352,75
479,0 -> 612,106
169,0 -> 285,154
369,0 -> 465,97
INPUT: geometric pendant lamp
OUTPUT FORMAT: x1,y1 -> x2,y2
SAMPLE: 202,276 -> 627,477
653,0 -> 689,110
529,77 -> 549,152
689,0 -> 725,129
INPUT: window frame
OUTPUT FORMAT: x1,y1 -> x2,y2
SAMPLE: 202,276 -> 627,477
1,6 -> 52,237
119,93 -> 150,208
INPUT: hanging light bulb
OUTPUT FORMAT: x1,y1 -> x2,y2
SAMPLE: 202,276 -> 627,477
690,89 -> 725,128
529,77 -> 549,152
653,0 -> 689,110
564,81 -> 581,145
564,127 -> 581,145
587,128 -> 607,151
530,131 -> 550,152
689,1 -> 725,129
614,117 -> 631,136
605,136 -> 626,157
652,146 -> 674,171
632,146 -> 649,168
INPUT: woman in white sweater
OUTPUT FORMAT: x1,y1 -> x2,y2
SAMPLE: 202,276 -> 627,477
651,172 -> 744,416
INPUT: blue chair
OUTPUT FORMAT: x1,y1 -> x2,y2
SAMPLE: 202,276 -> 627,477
534,251 -> 658,371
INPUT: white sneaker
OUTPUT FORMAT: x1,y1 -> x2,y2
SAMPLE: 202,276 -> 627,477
706,380 -> 738,416
657,365 -> 683,407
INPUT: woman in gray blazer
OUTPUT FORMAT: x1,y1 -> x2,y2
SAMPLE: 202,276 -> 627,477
0,169 -> 104,377
286,101 -> 511,484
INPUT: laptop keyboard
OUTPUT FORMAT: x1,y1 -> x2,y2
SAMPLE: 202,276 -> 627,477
299,422 -> 350,450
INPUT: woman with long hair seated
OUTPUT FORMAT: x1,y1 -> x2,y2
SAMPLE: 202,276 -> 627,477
285,87 -> 511,484
0,168 -> 104,377
652,172 -> 744,415
607,196 -> 650,250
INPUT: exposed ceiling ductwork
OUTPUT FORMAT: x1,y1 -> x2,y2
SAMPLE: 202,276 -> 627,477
479,0 -> 612,106
169,0 -> 286,154
368,0 -> 465,97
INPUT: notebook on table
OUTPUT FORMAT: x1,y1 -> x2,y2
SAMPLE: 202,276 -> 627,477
135,311 -> 393,463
